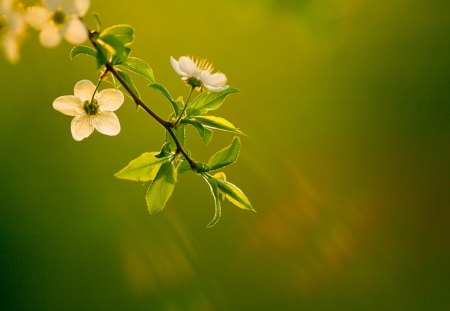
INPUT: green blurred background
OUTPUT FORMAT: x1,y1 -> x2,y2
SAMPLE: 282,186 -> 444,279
1,0 -> 449,310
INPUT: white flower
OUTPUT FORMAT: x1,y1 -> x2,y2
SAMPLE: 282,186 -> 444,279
53,80 -> 124,141
0,0 -> 27,63
25,0 -> 90,48
170,55 -> 229,92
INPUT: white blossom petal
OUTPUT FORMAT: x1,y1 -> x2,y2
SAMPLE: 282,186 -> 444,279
93,112 -> 121,136
39,23 -> 62,48
172,55 -> 229,91
2,34 -> 20,64
200,72 -> 228,89
203,85 -> 229,92
9,12 -> 26,34
170,56 -> 186,76
43,0 -> 62,11
63,18 -> 87,44
95,89 -> 124,112
25,6 -> 50,30
178,56 -> 200,77
74,80 -> 96,103
53,95 -> 84,116
74,0 -> 90,16
71,114 -> 94,141
60,0 -> 87,15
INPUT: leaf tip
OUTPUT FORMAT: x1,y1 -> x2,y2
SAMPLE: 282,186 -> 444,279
237,129 -> 247,136
113,170 -> 125,180
206,222 -> 217,229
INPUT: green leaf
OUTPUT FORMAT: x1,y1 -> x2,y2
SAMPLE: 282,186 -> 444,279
119,57 -> 155,82
100,24 -> 135,46
96,44 -> 108,68
148,83 -> 181,115
203,175 -> 222,228
181,119 -> 213,144
156,142 -> 173,158
184,116 -> 243,134
146,161 -> 177,214
216,178 -> 254,212
189,120 -> 213,145
178,159 -> 191,174
114,152 -> 170,182
187,88 -> 238,116
115,69 -> 141,99
70,45 -> 97,60
165,126 -> 185,151
112,48 -> 131,65
148,83 -> 175,102
213,172 -> 227,201
213,172 -> 227,181
100,34 -> 130,64
175,97 -> 185,117
208,137 -> 241,171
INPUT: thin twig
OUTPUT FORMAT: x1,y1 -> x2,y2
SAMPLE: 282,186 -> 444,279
88,31 -> 197,170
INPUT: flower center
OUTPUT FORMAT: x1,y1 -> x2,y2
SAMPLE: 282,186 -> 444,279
52,10 -> 66,25
83,100 -> 99,115
186,77 -> 202,88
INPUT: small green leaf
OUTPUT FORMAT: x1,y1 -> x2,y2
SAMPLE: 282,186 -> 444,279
175,97 -> 185,117
213,172 -> 227,181
165,126 -> 185,151
148,83 -> 180,115
146,161 -> 177,214
115,152 -> 170,182
112,48 -> 131,65
187,88 -> 238,116
191,121 -> 213,145
208,137 -> 241,171
148,83 -> 175,102
213,172 -> 227,201
70,45 -> 97,60
181,119 -> 213,144
100,24 -> 135,46
115,69 -> 141,99
119,57 -> 155,82
203,175 -> 222,228
216,179 -> 254,212
96,44 -> 108,68
178,159 -> 191,174
156,142 -> 173,158
100,34 -> 130,64
185,116 -> 243,134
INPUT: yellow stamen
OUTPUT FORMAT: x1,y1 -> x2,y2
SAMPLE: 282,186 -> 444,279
194,57 -> 214,73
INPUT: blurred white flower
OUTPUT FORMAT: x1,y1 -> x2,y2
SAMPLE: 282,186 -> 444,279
0,0 -> 27,63
53,80 -> 124,141
25,0 -> 90,48
170,56 -> 229,92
